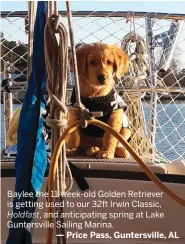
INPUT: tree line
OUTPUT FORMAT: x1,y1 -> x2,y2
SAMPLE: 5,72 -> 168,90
1,32 -> 27,74
1,32 -> 184,86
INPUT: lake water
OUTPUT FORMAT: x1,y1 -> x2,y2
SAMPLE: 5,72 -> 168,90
144,103 -> 185,161
1,102 -> 185,162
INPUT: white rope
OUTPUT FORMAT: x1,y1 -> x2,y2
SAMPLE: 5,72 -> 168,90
121,32 -> 153,159
121,32 -> 148,87
66,1 -> 99,128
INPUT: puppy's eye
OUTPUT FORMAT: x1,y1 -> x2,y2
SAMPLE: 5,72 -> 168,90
107,60 -> 112,65
90,60 -> 96,65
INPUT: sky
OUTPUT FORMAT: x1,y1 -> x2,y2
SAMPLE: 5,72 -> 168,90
1,1 -> 185,13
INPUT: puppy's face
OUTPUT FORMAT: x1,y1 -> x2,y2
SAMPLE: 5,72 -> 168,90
75,43 -> 128,90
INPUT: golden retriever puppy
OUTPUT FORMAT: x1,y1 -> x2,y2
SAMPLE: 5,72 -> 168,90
66,43 -> 131,159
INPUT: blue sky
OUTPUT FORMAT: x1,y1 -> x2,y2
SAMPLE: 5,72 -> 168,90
1,1 -> 185,13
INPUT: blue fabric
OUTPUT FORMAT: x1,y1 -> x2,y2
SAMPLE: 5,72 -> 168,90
6,2 -> 47,243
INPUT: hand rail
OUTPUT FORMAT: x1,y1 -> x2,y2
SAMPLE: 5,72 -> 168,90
1,10 -> 185,20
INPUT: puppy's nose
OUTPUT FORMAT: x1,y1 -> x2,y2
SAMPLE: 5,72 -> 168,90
97,74 -> 106,83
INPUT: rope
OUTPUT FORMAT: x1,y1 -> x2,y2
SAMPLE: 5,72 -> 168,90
121,32 -> 152,158
66,1 -> 96,127
66,2 -> 81,108
122,32 -> 148,83
46,119 -> 185,244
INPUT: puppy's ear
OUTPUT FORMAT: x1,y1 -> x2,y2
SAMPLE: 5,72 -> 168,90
70,45 -> 90,80
113,46 -> 129,80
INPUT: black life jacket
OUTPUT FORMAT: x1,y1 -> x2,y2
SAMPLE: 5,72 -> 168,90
70,88 -> 128,137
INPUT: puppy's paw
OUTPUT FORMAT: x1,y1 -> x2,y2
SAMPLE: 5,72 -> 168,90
86,147 -> 100,157
97,150 -> 115,159
66,148 -> 78,157
115,147 -> 130,158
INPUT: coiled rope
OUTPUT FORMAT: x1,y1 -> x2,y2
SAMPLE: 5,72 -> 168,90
122,32 -> 148,82
121,32 -> 152,157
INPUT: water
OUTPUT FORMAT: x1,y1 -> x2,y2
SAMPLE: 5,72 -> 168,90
0,74 -> 19,82
1,103 -> 185,162
144,103 -> 185,161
